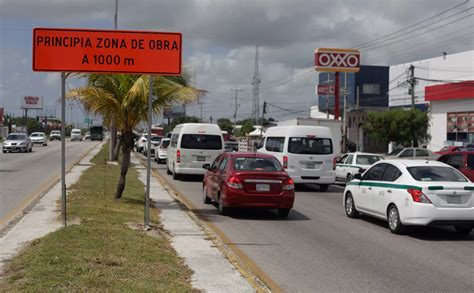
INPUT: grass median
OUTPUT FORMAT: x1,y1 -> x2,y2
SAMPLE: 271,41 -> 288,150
0,144 -> 195,292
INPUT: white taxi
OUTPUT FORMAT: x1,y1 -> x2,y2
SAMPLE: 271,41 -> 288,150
336,152 -> 384,182
343,160 -> 474,235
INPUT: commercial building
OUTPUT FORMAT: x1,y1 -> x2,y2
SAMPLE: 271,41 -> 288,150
318,65 -> 389,114
388,50 -> 473,151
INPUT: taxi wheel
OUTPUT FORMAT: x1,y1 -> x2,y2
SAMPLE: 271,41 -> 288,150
203,185 -> 212,204
387,205 -> 406,234
454,225 -> 472,235
344,192 -> 358,218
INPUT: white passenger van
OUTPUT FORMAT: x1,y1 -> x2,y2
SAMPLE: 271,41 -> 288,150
167,123 -> 224,179
257,126 -> 336,191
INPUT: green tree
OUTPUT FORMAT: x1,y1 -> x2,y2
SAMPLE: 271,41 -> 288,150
363,108 -> 430,147
237,119 -> 255,137
68,74 -> 202,199
217,118 -> 233,134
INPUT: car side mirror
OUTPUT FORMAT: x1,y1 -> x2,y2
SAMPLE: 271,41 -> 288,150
354,173 -> 362,180
202,164 -> 211,170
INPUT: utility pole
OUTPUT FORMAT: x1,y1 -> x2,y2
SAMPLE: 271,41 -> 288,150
251,45 -> 261,126
326,73 -> 331,119
210,115 -> 213,124
408,64 -> 416,109
261,101 -> 267,138
199,101 -> 203,122
342,73 -> 348,153
231,89 -> 243,131
69,101 -> 73,128
356,86 -> 360,110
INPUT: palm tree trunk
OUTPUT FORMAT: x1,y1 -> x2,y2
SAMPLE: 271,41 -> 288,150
109,117 -> 117,161
115,131 -> 134,199
113,138 -> 121,160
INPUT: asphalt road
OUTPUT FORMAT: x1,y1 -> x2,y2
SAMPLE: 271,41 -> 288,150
0,140 -> 100,224
139,153 -> 474,292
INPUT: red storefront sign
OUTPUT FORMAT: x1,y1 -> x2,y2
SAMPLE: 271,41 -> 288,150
425,81 -> 474,101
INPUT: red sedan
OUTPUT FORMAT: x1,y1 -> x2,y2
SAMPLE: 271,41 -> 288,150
203,152 -> 295,218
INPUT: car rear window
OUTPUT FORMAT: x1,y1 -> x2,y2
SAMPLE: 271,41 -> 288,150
407,166 -> 467,182
8,134 -> 26,140
356,155 -> 383,165
161,140 -> 170,148
233,157 -> 282,172
31,133 -> 43,137
288,137 -> 332,155
180,134 -> 222,150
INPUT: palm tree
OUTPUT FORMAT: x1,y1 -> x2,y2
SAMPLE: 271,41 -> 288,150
68,73 -> 202,199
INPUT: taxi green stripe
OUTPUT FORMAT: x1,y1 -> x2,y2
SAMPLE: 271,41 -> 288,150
347,181 -> 421,190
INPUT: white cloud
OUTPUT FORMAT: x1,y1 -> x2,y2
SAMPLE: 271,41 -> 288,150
1,0 -> 472,122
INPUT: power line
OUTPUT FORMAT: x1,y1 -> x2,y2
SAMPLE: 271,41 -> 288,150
354,1 -> 470,48
230,88 -> 244,130
367,27 -> 474,63
361,12 -> 474,52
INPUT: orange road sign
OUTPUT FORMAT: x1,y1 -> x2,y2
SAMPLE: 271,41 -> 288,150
33,28 -> 182,75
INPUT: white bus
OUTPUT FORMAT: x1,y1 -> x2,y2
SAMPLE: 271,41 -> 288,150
257,126 -> 336,191
167,123 -> 224,179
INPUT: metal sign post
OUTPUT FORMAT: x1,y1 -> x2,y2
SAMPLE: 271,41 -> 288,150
61,72 -> 67,226
145,75 -> 153,228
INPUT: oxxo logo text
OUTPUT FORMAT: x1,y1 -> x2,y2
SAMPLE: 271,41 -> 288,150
314,48 -> 360,72
317,53 -> 359,67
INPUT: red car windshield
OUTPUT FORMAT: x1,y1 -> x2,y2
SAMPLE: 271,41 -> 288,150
233,157 -> 282,172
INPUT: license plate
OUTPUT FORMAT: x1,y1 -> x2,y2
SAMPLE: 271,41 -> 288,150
197,156 -> 206,162
256,184 -> 270,192
306,163 -> 315,169
447,195 -> 461,204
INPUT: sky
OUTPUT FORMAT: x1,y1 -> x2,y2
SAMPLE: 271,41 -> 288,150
0,0 -> 473,126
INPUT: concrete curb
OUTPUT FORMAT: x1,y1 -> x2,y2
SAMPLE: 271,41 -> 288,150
132,155 -> 256,293
133,154 -> 276,293
0,142 -> 105,274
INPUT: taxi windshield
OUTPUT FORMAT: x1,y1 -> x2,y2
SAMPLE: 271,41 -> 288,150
407,166 -> 467,182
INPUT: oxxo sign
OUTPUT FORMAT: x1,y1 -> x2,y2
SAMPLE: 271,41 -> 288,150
314,48 -> 360,73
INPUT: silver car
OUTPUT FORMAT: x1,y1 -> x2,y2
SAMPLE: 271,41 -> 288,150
3,133 -> 33,153
30,132 -> 48,146
385,148 -> 438,160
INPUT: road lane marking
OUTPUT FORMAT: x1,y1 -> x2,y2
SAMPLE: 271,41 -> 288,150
0,142 -> 100,229
135,154 -> 279,293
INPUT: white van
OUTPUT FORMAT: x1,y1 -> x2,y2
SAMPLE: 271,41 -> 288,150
71,128 -> 82,141
257,126 -> 336,190
167,123 -> 224,179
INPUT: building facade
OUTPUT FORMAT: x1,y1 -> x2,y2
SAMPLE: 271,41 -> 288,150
389,50 -> 473,151
317,65 -> 389,114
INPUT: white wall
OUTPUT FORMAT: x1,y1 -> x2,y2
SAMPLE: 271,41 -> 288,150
428,99 -> 474,151
389,50 -> 474,107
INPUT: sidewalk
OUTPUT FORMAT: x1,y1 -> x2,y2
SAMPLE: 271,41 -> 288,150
0,142 -> 104,273
133,155 -> 255,293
